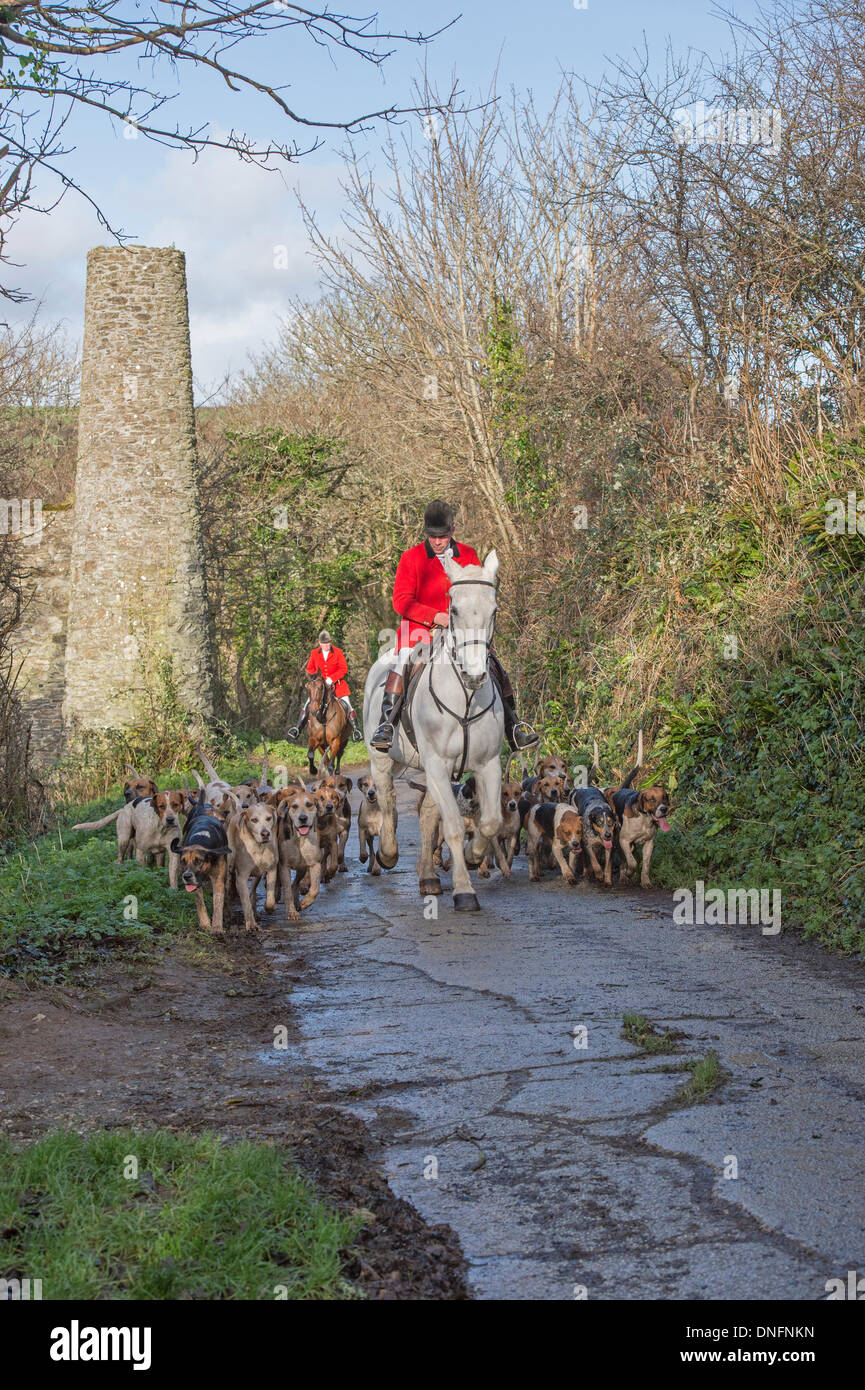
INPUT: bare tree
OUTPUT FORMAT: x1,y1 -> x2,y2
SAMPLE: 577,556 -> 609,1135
0,3 -> 457,301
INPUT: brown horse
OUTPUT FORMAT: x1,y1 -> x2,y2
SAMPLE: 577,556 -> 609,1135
305,671 -> 350,777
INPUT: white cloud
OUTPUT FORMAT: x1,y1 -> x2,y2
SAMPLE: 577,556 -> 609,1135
5,140 -> 349,396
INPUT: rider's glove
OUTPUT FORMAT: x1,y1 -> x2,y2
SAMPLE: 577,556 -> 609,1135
325,677 -> 333,685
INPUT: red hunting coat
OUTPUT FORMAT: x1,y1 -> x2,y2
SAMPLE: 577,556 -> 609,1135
307,645 -> 350,698
393,539 -> 482,650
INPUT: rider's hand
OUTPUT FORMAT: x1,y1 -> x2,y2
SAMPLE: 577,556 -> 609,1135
325,677 -> 333,685
433,612 -> 449,628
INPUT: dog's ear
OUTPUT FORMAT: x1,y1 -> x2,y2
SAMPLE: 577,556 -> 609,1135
463,775 -> 476,797
603,788 -> 617,813
169,837 -> 181,854
208,843 -> 231,856
343,777 -> 353,790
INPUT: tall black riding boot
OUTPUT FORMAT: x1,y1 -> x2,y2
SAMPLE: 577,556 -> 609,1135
489,652 -> 539,751
502,693 -> 539,751
371,671 -> 404,751
287,700 -> 310,742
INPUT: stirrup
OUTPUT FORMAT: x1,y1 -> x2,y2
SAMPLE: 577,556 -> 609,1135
509,721 -> 539,751
287,725 -> 301,742
351,725 -> 364,742
370,720 -> 395,751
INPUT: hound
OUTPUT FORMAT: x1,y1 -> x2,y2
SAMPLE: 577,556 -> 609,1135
276,789 -> 324,920
312,783 -> 342,882
522,772 -> 567,803
123,766 -> 158,803
570,784 -> 617,886
608,767 -> 672,888
169,790 -> 231,934
196,743 -> 259,810
357,774 -> 384,874
227,801 -> 279,932
479,780 -> 523,878
525,803 -> 584,884
414,776 -> 478,871
71,782 -> 176,868
318,773 -> 353,873
131,791 -> 188,888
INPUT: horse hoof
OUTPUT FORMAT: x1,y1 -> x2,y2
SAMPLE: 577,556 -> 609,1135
419,878 -> 442,896
453,892 -> 480,912
377,846 -> 398,869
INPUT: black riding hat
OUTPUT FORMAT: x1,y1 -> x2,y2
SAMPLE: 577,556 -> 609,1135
424,499 -> 455,536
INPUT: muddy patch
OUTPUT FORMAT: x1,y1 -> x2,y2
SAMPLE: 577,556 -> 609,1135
0,937 -> 470,1300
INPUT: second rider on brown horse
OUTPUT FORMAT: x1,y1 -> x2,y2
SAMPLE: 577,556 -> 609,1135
288,631 -> 363,744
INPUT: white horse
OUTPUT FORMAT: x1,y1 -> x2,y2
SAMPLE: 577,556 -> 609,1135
363,550 -> 505,911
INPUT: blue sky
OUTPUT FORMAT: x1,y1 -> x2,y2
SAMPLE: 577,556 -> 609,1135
8,1 -> 763,395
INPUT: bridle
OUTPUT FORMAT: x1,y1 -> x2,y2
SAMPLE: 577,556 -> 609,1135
425,575 -> 499,779
309,675 -> 331,723
446,576 -> 498,672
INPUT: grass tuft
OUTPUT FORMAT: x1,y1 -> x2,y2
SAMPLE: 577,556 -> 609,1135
621,1011 -> 683,1055
0,1128 -> 361,1300
673,1051 -> 724,1105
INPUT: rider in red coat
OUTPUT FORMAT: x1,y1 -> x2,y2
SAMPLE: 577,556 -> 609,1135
393,535 -> 483,651
288,630 -> 363,742
370,499 -> 538,752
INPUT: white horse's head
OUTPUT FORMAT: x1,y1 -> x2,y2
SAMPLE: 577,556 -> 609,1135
442,550 -> 499,689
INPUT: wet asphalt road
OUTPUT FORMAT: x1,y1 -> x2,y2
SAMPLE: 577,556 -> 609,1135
266,772 -> 865,1300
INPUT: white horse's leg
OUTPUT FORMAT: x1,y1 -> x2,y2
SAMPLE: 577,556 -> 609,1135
425,754 -> 479,911
417,792 -> 443,895
370,748 -> 399,868
465,757 -> 502,868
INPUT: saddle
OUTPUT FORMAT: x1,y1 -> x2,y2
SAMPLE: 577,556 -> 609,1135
399,655 -> 427,749
376,647 -> 427,752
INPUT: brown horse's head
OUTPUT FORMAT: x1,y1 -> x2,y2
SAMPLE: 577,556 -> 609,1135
306,670 -> 330,722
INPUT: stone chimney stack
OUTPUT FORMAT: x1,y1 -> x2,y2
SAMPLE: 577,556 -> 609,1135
63,246 -> 215,732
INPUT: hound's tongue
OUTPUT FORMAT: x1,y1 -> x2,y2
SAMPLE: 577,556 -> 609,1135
298,826 -> 310,836
184,884 -> 198,893
655,814 -> 671,832
603,837 -> 613,849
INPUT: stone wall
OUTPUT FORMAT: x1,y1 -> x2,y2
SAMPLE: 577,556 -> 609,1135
62,246 -> 215,735
11,506 -> 73,764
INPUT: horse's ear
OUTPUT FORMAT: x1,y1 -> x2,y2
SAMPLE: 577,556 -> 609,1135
483,550 -> 499,582
442,553 -> 460,580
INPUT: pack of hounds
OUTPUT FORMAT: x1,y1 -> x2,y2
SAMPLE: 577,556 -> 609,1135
72,743 -> 671,935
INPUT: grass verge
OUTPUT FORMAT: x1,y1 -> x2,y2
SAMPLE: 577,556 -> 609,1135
0,830 -> 191,983
0,1128 -> 362,1300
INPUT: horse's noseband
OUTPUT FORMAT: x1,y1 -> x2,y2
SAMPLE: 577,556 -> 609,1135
446,576 -> 498,677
